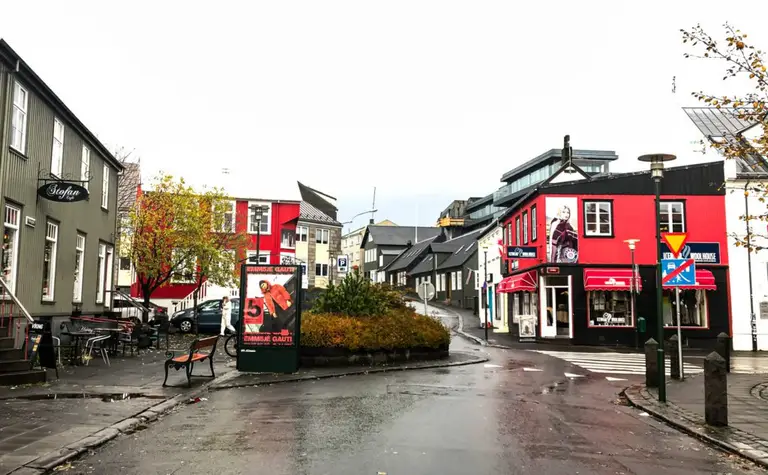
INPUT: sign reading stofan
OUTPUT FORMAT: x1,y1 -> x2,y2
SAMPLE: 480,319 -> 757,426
37,182 -> 89,203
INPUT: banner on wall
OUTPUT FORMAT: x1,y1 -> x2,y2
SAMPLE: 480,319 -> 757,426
237,264 -> 302,374
545,197 -> 579,263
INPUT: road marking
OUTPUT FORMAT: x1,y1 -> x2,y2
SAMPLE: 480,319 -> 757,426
534,350 -> 703,376
605,376 -> 628,382
523,367 -> 543,372
564,372 -> 584,378
484,364 -> 502,368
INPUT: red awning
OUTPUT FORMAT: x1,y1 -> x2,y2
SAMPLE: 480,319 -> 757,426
498,271 -> 537,293
583,269 -> 641,292
662,269 -> 717,291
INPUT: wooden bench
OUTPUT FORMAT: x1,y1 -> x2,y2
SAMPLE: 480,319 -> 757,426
163,336 -> 219,388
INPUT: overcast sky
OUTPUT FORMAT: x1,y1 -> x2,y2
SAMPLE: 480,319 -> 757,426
1,1 -> 765,230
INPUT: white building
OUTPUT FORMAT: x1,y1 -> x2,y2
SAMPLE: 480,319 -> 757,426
685,107 -> 768,351
476,225 -> 508,331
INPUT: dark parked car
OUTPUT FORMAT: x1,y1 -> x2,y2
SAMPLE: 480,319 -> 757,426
170,298 -> 240,333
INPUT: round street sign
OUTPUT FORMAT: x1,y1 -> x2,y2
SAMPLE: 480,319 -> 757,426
418,282 -> 436,301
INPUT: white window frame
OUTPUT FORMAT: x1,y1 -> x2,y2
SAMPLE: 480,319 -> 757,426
522,211 -> 529,244
584,201 -> 613,236
247,202 -> 272,235
450,271 -> 456,290
315,263 -> 329,277
515,217 -> 521,245
96,243 -> 106,303
296,226 -> 308,242
316,228 -> 329,245
51,118 -> 64,177
246,251 -> 270,264
660,201 -> 686,233
104,246 -> 114,308
101,164 -> 110,209
219,200 -> 236,233
73,234 -> 85,302
2,204 -> 21,296
531,205 -> 538,241
457,271 -> 463,290
440,273 -> 446,292
378,255 -> 383,267
281,229 -> 296,248
81,146 -> 91,191
11,81 -> 28,154
42,222 -> 58,301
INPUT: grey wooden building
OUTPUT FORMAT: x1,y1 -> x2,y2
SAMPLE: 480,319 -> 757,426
361,225 -> 442,282
0,39 -> 123,320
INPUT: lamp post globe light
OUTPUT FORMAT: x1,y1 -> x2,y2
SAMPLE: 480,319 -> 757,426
637,153 -> 676,403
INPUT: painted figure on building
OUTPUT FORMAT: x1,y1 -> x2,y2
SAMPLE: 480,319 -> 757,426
548,205 -> 579,263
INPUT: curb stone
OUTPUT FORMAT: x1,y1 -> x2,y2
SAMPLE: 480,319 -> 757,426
623,385 -> 768,469
210,353 -> 490,390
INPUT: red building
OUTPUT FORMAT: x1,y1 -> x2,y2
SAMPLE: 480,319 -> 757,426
497,161 -> 729,348
130,197 -> 300,309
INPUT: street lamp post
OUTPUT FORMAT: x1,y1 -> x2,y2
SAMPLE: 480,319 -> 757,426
624,239 -> 640,349
638,153 -> 677,403
251,205 -> 265,263
483,245 -> 489,341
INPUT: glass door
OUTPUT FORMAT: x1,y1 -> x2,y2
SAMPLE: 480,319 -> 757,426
540,276 -> 571,338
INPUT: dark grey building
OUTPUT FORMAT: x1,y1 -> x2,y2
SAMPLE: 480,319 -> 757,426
360,225 -> 442,282
383,235 -> 444,288
0,39 -> 123,320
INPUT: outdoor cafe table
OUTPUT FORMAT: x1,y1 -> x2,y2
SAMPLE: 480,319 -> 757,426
60,330 -> 97,366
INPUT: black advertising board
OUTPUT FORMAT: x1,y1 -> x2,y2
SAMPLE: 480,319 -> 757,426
236,264 -> 302,373
28,320 -> 56,369
36,182 -> 89,203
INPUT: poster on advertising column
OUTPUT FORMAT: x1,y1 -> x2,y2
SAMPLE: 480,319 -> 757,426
236,264 -> 302,374
545,197 -> 579,263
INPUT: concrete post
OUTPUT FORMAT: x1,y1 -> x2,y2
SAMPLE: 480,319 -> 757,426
704,351 -> 728,427
715,332 -> 731,373
668,334 -> 680,380
645,338 -> 659,388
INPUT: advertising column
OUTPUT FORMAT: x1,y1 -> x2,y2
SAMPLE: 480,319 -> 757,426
237,264 -> 302,373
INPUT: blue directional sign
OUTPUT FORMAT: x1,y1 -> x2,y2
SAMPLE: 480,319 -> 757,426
661,258 -> 696,287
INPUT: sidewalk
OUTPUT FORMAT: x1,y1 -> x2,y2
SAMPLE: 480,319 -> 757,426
625,373 -> 768,469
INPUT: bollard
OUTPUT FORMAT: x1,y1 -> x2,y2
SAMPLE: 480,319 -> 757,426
715,332 -> 731,373
704,351 -> 728,426
645,338 -> 659,388
668,335 -> 680,380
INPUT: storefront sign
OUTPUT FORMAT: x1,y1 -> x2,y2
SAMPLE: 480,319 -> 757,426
660,242 -> 720,264
37,182 -> 89,203
507,246 -> 537,259
237,264 -> 302,373
518,314 -> 536,342
594,312 -> 628,326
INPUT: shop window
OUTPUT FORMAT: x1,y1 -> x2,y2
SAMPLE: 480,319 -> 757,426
42,221 -> 58,301
660,201 -> 685,233
584,201 -> 612,236
663,289 -> 707,327
589,291 -> 632,327
2,204 -> 21,296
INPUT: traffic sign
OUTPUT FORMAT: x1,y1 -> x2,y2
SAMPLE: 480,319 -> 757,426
337,255 -> 348,273
418,281 -> 436,301
662,233 -> 687,258
661,258 -> 696,287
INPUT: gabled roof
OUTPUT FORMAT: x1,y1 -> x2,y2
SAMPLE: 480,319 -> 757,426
298,201 -> 341,227
385,236 -> 440,272
435,230 -> 483,270
297,182 -> 338,220
361,225 -> 442,248
409,254 -> 435,276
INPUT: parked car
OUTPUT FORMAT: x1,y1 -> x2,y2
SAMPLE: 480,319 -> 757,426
112,297 -> 167,320
170,298 -> 240,333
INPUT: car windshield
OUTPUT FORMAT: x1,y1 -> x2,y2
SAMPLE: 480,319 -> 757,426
199,301 -> 220,311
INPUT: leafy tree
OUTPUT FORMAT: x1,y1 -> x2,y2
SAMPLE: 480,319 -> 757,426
682,24 -> 768,249
312,269 -> 407,317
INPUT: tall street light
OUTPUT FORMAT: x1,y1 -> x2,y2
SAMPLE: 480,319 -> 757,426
250,205 -> 266,263
624,239 -> 640,349
482,244 -> 489,341
638,153 -> 676,403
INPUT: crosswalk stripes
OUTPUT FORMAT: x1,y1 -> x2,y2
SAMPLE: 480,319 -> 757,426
533,350 -> 703,376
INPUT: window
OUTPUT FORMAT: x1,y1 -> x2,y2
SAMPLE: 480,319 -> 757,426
584,201 -> 613,236
531,205 -> 538,241
101,164 -> 110,209
660,201 -> 685,233
378,255 -> 383,267
218,201 -> 236,233
2,204 -> 21,296
316,263 -> 329,277
171,250 -> 196,283
11,82 -> 28,153
507,224 -> 512,246
450,272 -> 456,290
316,228 -> 329,245
247,202 -> 271,234
440,273 -> 446,292
73,234 -> 85,302
246,251 -> 269,264
81,146 -> 91,190
42,222 -> 58,301
663,289 -> 707,327
104,246 -> 114,308
522,211 -> 529,244
96,243 -> 105,303
457,271 -> 463,290
589,291 -> 632,327
515,217 -> 521,245
296,226 -> 308,242
281,229 -> 296,248
51,118 -> 64,177
119,256 -> 131,271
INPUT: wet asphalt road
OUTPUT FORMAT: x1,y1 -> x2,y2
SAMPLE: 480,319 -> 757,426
65,338 -> 764,475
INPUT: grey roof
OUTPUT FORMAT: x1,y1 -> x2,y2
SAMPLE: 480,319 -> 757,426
386,236 -> 439,272
500,148 -> 617,183
362,225 -> 442,247
683,107 -> 768,175
436,230 -> 484,270
299,201 -> 341,226
380,249 -> 403,256
409,254 -> 435,276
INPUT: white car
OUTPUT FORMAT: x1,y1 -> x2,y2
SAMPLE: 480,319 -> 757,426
112,297 -> 167,321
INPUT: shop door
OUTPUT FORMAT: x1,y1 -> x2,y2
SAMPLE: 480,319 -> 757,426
541,276 -> 571,338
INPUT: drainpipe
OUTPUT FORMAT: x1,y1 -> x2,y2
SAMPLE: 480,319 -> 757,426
745,181 -> 758,352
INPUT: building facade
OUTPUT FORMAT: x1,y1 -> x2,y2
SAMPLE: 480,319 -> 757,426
295,202 -> 342,289
476,225 -> 506,330
497,161 -> 730,348
361,226 -> 441,282
341,219 -> 396,272
0,39 -> 123,319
